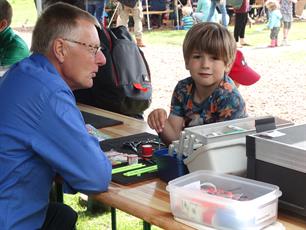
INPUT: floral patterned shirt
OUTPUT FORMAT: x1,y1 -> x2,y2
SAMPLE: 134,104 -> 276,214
170,76 -> 247,127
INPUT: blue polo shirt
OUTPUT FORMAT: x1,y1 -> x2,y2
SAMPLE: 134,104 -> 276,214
0,54 -> 112,229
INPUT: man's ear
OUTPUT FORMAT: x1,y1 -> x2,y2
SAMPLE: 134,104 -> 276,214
0,19 -> 8,32
53,38 -> 66,64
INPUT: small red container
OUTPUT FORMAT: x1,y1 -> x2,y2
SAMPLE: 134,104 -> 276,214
141,144 -> 153,158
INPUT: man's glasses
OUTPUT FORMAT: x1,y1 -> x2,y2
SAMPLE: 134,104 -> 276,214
63,38 -> 103,56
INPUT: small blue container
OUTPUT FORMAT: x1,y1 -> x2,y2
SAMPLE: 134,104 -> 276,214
153,148 -> 189,183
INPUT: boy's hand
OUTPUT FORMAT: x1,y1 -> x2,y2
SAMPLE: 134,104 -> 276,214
147,109 -> 168,133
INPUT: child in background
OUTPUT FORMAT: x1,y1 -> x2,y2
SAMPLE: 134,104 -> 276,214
147,22 -> 246,145
193,0 -> 219,23
0,0 -> 29,67
280,0 -> 297,46
266,0 -> 282,47
181,6 -> 194,30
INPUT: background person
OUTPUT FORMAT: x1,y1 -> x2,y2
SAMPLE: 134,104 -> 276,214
266,0 -> 282,47
193,0 -> 218,23
207,0 -> 228,26
0,0 -> 29,67
147,22 -> 246,145
0,3 -> 112,229
233,0 -> 251,47
148,0 -> 167,28
181,5 -> 194,30
116,0 -> 145,47
280,0 -> 297,45
86,0 -> 107,26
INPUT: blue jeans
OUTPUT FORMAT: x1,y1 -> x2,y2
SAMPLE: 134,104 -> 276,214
87,1 -> 106,23
207,0 -> 228,27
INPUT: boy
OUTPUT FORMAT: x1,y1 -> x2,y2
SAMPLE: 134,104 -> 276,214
0,0 -> 29,67
147,22 -> 246,145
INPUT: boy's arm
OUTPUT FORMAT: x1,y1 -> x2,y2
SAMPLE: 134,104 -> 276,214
147,109 -> 184,146
158,114 -> 185,146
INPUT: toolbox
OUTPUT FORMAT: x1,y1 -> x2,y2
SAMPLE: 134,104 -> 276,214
246,124 -> 306,217
181,116 -> 292,175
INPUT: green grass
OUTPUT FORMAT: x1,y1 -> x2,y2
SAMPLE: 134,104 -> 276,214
64,194 -> 162,230
9,0 -> 37,28
9,0 -> 306,47
142,21 -> 306,47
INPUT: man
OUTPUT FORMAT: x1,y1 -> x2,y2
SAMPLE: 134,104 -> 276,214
0,3 -> 112,229
0,0 -> 29,67
116,0 -> 145,47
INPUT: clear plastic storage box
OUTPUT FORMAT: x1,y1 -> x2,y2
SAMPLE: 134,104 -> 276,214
166,170 -> 282,230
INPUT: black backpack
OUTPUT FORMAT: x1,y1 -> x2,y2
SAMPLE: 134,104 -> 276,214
74,26 -> 151,118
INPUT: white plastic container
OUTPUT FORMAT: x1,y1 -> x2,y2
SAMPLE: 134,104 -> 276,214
166,170 -> 282,230
184,138 -> 247,175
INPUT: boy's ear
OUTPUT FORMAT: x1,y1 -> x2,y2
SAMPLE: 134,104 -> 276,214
225,62 -> 232,73
185,61 -> 190,70
0,19 -> 8,32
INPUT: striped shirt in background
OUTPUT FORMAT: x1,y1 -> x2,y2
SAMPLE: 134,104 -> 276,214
181,16 -> 194,30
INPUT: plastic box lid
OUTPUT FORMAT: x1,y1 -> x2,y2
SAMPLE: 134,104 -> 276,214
250,124 -> 306,173
167,170 -> 282,230
184,116 -> 292,145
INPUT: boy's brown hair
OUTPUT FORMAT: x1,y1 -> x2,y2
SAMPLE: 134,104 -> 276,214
183,22 -> 236,67
0,0 -> 13,26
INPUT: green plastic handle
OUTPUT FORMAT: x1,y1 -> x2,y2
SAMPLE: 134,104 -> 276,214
112,163 -> 145,174
123,165 -> 158,177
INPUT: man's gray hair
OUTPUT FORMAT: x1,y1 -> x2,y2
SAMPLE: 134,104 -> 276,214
31,2 -> 98,54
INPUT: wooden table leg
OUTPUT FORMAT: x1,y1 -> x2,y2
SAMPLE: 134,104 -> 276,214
55,182 -> 63,203
111,207 -> 117,230
143,221 -> 151,230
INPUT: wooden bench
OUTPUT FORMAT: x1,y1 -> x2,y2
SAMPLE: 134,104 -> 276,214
142,9 -> 174,15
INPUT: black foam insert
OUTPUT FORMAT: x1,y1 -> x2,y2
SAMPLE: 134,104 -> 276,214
100,132 -> 166,185
81,111 -> 123,129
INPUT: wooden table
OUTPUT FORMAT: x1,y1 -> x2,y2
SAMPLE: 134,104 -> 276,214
79,103 -> 153,138
79,104 -> 306,230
